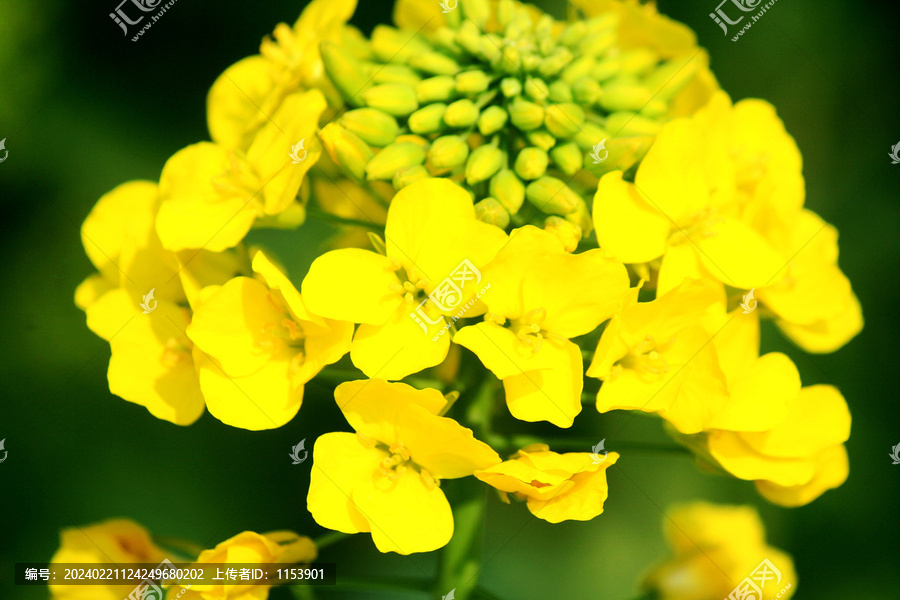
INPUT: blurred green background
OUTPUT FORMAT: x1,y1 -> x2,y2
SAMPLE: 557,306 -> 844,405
1,0 -> 898,598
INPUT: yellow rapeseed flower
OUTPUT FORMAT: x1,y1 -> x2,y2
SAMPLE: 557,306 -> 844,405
475,445 -> 619,523
302,178 -> 507,380
187,251 -> 352,430
307,379 -> 500,554
455,225 -> 629,427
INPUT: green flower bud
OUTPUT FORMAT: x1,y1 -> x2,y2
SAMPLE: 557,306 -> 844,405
362,83 -> 419,116
544,216 -> 581,252
599,81 -> 654,112
579,30 -> 617,57
456,70 -> 491,95
477,105 -> 509,136
524,77 -> 550,102
591,56 -> 622,81
550,142 -> 582,176
561,56 -> 596,84
366,64 -> 421,87
522,53 -> 542,73
480,35 -> 503,64
640,99 -> 668,118
619,48 -> 658,76
461,0 -> 490,29
644,58 -> 700,101
318,122 -> 374,182
559,21 -> 587,47
408,103 -> 448,134
371,25 -> 432,64
573,122 -> 610,151
496,45 -> 521,74
432,27 -> 464,58
455,21 -> 483,56
392,165 -> 430,190
514,147 -> 549,180
474,197 -> 510,229
466,145 -> 505,185
572,76 -> 602,104
410,51 -> 460,76
365,142 -> 426,181
428,135 -> 470,169
549,80 -> 574,103
526,129 -> 557,151
538,37 -> 555,57
584,135 -> 654,177
501,77 -> 522,98
525,176 -> 579,215
321,42 -> 370,106
566,197 -> 593,236
509,97 -> 544,130
496,0 -> 515,28
544,103 -> 585,139
605,112 -> 661,136
340,109 -> 400,147
443,99 -> 479,128
538,48 -> 574,79
490,169 -> 525,214
416,76 -> 457,103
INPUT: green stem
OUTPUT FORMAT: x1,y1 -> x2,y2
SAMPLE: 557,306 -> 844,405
306,207 -> 384,231
312,531 -> 349,550
436,479 -> 486,600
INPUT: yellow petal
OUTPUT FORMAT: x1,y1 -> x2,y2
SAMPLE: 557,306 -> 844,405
527,453 -> 619,523
353,464 -> 453,554
656,241 -> 707,296
351,307 -> 450,380
741,385 -> 851,459
246,89 -> 327,215
75,274 -> 113,312
157,143 -> 260,252
688,216 -> 786,289
707,430 -> 818,487
187,277 -> 283,377
393,0 -> 446,31
707,352 -> 799,432
593,171 -> 669,264
302,248 -> 403,324
194,346 -> 303,430
756,444 -> 849,507
207,55 -> 275,152
307,432 -> 378,534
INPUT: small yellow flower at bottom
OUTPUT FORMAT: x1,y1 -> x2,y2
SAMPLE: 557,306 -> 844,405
475,448 -> 619,523
307,379 -> 500,554
170,531 -> 316,600
49,519 -> 166,600
642,502 -> 797,600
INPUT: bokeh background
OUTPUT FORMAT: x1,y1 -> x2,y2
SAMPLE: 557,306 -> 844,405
1,0 -> 898,598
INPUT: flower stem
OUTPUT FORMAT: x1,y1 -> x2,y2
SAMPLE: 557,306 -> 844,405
312,531 -> 349,550
306,207 -> 384,231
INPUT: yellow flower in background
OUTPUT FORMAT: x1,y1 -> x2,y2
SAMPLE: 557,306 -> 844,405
207,0 -> 358,151
171,531 -> 317,600
587,279 -> 729,434
302,178 -> 507,380
643,502 -> 796,600
455,226 -> 629,427
475,445 -> 619,523
307,379 -> 500,554
157,89 -> 326,252
49,519 -> 166,600
187,251 -> 352,430
76,181 -> 241,426
707,384 -> 850,507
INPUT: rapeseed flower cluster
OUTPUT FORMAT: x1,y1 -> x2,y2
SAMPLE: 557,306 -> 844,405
73,0 -> 861,596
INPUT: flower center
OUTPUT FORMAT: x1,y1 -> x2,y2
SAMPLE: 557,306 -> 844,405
358,435 -> 441,490
616,335 -> 672,381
